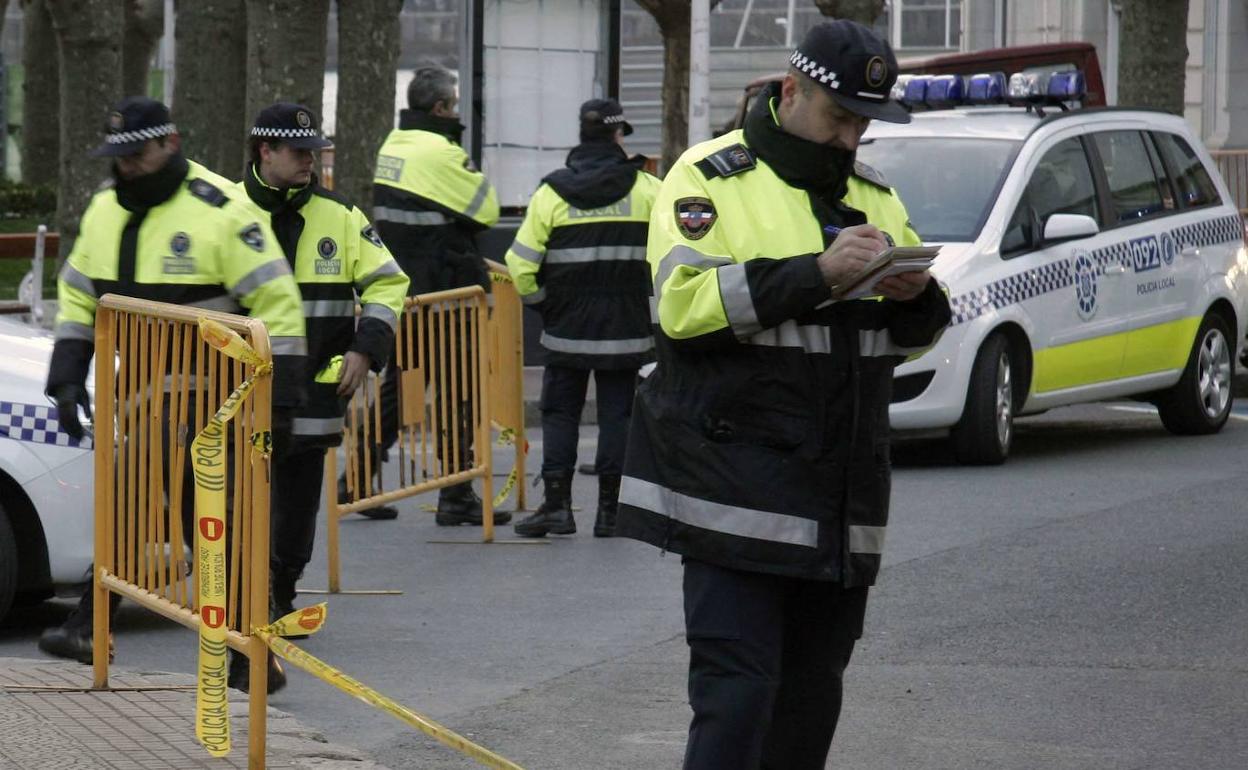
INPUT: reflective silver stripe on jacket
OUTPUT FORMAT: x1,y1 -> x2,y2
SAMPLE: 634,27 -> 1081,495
544,245 -> 647,264
270,336 -> 307,356
292,416 -> 344,435
649,295 -> 658,324
620,476 -> 818,548
849,525 -> 886,555
373,207 -> 449,226
509,242 -> 544,264
357,259 -> 405,293
360,303 -> 399,331
463,177 -> 492,219
540,332 -> 653,356
187,296 -> 241,313
521,286 -> 546,305
59,264 -> 97,298
654,245 -> 733,298
717,262 -> 763,338
303,299 -> 357,319
54,321 -> 95,342
858,329 -> 928,358
232,259 -> 292,298
746,321 -> 831,354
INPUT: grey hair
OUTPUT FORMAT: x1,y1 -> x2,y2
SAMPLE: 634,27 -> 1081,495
407,66 -> 458,111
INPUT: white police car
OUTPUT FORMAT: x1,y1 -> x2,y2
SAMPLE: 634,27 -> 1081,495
857,71 -> 1248,463
0,315 -> 93,622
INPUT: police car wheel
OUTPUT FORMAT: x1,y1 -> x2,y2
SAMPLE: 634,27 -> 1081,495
1157,313 -> 1234,436
0,503 -> 18,624
951,332 -> 1014,465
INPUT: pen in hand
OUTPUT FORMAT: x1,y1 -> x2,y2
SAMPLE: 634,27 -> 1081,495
823,224 -> 894,247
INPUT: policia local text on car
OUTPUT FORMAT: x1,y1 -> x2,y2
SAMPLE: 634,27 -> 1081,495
615,22 -> 952,770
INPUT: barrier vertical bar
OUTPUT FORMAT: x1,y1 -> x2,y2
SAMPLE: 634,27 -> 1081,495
93,307 -> 117,689
476,294 -> 494,542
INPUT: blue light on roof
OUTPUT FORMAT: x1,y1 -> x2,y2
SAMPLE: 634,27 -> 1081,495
1047,71 -> 1086,101
967,73 -> 1007,104
903,76 -> 931,106
925,75 -> 964,108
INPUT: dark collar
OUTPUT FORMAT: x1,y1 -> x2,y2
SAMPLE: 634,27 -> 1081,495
113,152 -> 190,212
742,81 -> 856,203
244,163 -> 315,213
399,109 -> 466,145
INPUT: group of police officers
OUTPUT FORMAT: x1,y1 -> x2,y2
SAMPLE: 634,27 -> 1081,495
36,19 -> 952,770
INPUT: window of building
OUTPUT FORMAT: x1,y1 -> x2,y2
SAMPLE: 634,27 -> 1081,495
896,0 -> 961,50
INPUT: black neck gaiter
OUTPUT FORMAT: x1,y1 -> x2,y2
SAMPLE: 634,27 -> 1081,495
743,82 -> 856,205
399,109 -> 466,145
244,163 -> 315,264
113,152 -> 190,213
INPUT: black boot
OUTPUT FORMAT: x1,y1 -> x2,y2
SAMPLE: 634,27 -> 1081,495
269,564 -> 309,640
338,472 -> 399,520
514,472 -> 576,537
227,650 -> 287,694
38,588 -> 118,664
435,482 -> 512,526
594,474 -> 621,538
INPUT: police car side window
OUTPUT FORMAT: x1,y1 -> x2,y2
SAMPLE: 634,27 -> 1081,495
1001,137 -> 1099,259
1153,132 -> 1222,209
1091,131 -> 1168,223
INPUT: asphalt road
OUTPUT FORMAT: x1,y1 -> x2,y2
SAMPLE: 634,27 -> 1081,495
3,401 -> 1247,769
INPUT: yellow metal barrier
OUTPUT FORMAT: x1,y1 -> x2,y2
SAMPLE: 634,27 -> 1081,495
486,259 -> 528,513
91,295 -> 273,769
1212,149 -> 1248,216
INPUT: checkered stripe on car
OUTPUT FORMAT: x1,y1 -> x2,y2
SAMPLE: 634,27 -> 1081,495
0,401 -> 93,449
950,259 -> 1072,326
1090,240 -> 1130,270
1170,214 -> 1243,249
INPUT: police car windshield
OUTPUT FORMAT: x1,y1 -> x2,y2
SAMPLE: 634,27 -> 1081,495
856,137 -> 1020,242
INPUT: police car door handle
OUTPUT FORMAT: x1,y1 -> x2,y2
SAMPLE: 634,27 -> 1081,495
1103,263 -> 1126,276
1180,246 -> 1200,259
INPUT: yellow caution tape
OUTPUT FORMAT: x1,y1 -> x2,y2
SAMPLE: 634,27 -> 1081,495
256,609 -> 524,770
489,271 -> 514,284
267,603 -> 328,638
491,426 -> 519,509
191,318 -> 270,758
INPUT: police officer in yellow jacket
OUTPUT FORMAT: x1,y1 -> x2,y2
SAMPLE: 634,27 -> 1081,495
40,97 -> 306,692
357,65 -> 508,524
240,103 -> 408,624
505,99 -> 659,538
615,23 -> 951,769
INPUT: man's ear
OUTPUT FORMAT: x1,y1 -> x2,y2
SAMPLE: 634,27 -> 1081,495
780,73 -> 799,106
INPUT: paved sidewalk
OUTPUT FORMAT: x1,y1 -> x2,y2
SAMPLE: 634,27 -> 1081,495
0,657 -> 389,770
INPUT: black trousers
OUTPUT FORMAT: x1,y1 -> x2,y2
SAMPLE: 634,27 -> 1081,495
270,443 -> 327,574
540,365 -> 636,476
682,559 -> 868,770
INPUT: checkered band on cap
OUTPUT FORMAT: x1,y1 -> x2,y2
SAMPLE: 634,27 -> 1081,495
603,114 -> 627,125
790,50 -> 840,89
105,123 -> 176,145
250,126 -> 320,139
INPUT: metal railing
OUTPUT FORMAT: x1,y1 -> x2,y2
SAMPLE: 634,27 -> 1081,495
91,294 -> 273,769
1211,149 -> 1248,216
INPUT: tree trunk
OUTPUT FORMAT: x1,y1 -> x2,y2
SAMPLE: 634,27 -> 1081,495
1118,0 -> 1189,115
813,0 -> 885,25
122,0 -> 164,97
332,0 -> 401,206
636,1 -> 704,174
245,0 -> 330,169
174,0 -> 248,179
20,0 -> 60,189
46,0 -> 123,258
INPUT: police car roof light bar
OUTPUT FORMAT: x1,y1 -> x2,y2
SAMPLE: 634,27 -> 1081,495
902,76 -> 931,109
924,74 -> 965,108
966,72 -> 1007,104
1046,70 -> 1087,109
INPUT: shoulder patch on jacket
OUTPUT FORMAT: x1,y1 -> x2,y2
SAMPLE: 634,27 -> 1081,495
675,197 -> 717,240
239,223 -> 266,252
187,178 -> 228,207
852,160 -> 891,191
695,144 -> 756,179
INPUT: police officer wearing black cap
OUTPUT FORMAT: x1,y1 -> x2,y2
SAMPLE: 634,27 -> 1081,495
39,96 -> 307,696
505,98 -> 659,538
614,22 -> 951,769
239,103 -> 408,622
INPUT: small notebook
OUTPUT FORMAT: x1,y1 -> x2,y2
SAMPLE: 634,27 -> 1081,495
834,245 -> 941,300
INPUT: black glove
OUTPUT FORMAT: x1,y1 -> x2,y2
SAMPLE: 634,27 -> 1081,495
53,383 -> 92,441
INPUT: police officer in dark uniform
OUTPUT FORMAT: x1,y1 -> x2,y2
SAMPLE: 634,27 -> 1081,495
615,23 -> 952,769
505,99 -> 660,538
239,103 -> 408,628
350,65 -> 509,525
39,97 -> 306,695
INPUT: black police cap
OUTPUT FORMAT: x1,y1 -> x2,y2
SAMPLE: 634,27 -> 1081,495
250,103 -> 333,150
579,97 -> 633,136
92,96 -> 176,157
790,20 -> 910,124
